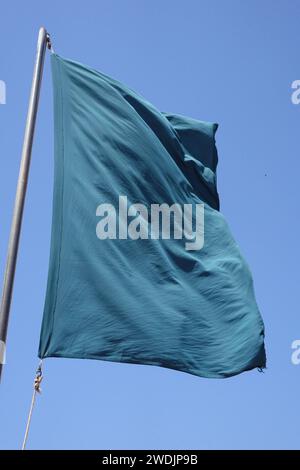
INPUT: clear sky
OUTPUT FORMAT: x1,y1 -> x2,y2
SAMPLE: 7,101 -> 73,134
0,0 -> 299,450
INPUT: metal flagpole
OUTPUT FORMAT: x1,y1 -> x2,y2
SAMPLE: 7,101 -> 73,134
0,27 -> 51,381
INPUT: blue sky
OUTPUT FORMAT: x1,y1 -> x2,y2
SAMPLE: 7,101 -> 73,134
0,0 -> 299,449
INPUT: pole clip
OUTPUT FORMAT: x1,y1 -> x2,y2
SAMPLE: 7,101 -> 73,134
46,33 -> 54,53
34,362 -> 43,394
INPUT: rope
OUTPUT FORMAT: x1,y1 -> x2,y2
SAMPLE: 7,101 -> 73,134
21,360 -> 43,450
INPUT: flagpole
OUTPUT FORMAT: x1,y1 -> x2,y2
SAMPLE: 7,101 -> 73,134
0,27 -> 51,381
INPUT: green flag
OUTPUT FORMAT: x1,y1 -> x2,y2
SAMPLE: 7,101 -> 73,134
39,54 -> 266,378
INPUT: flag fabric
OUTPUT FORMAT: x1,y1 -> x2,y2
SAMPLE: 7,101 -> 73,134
39,53 -> 266,378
